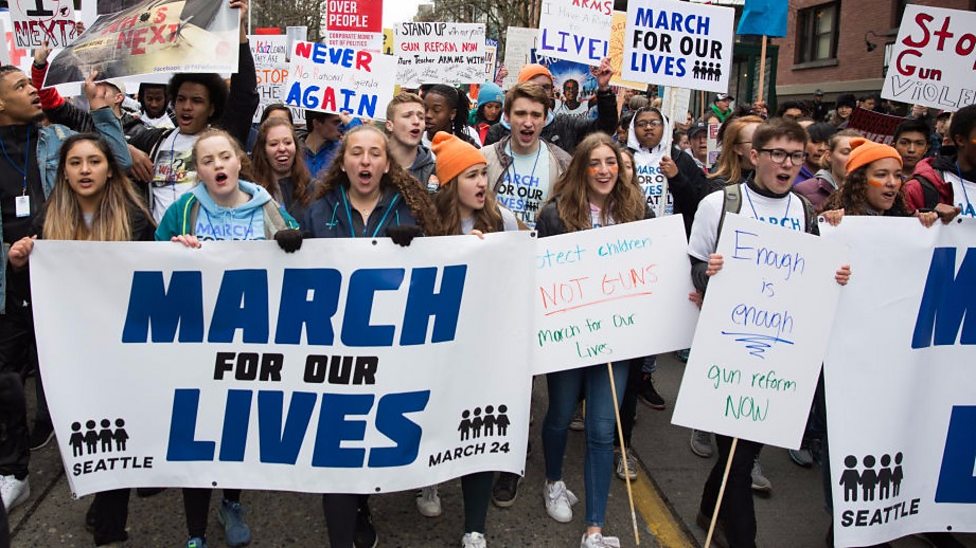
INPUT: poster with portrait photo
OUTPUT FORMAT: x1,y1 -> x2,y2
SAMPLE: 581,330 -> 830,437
530,49 -> 598,120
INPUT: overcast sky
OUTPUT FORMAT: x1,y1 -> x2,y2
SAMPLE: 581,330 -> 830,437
383,0 -> 427,27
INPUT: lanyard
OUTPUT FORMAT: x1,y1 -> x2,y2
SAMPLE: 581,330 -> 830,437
744,184 -> 792,225
340,186 -> 400,238
956,162 -> 973,212
0,127 -> 31,195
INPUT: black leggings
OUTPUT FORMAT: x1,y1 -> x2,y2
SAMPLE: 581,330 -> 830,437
92,489 -> 130,545
182,488 -> 241,538
1,495 -> 9,548
699,435 -> 763,548
614,357 -> 644,449
461,471 -> 494,533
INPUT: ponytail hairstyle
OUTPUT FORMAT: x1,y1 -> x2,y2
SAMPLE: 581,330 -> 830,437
549,132 -> 645,232
425,84 -> 479,146
44,134 -> 152,241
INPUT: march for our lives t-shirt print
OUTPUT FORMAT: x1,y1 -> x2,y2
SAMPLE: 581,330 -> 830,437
495,144 -> 551,228
635,160 -> 673,217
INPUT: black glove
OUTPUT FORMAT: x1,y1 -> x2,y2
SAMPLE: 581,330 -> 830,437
386,225 -> 423,247
274,229 -> 303,253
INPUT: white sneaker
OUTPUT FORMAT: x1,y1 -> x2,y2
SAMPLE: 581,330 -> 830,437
543,480 -> 578,523
0,474 -> 30,511
581,532 -> 621,548
615,451 -> 637,481
461,531 -> 487,548
416,485 -> 442,517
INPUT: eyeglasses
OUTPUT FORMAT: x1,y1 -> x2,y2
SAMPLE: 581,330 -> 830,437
759,148 -> 807,165
635,120 -> 663,129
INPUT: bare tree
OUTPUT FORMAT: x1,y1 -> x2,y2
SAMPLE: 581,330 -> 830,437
250,0 -> 326,41
415,0 -> 540,52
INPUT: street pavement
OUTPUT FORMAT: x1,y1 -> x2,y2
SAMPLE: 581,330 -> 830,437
8,356 -> 976,547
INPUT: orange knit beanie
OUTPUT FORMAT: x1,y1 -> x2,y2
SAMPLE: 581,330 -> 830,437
517,64 -> 553,84
431,132 -> 486,185
845,137 -> 903,175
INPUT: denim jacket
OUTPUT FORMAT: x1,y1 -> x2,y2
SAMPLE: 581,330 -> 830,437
0,107 -> 132,313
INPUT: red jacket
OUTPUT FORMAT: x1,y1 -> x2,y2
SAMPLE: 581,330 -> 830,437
904,156 -> 955,211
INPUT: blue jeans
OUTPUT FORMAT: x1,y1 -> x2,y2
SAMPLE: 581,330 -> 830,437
542,361 -> 629,527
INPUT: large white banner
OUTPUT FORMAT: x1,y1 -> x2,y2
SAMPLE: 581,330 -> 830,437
395,22 -> 487,88
881,5 -> 976,112
622,0 -> 734,94
532,216 -> 698,375
284,39 -> 396,120
822,218 -> 976,546
31,234 -> 534,497
537,0 -> 611,67
672,214 -> 848,449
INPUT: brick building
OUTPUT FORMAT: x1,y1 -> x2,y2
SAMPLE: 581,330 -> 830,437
774,0 -> 974,105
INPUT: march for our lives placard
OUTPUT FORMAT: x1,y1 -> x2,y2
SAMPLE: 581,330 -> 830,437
284,40 -> 396,119
671,214 -> 848,449
532,216 -> 698,375
622,0 -> 733,93
537,0 -> 612,67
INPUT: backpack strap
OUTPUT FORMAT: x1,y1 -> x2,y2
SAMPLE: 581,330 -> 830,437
715,184 -> 742,252
795,192 -> 817,234
914,173 -> 942,209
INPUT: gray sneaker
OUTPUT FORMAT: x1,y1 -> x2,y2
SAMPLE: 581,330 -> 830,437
690,430 -> 714,458
750,458 -> 772,493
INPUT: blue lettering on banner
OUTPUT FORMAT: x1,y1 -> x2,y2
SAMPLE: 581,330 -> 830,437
167,389 -> 431,468
539,29 -> 607,62
121,267 -> 467,346
935,405 -> 976,503
633,8 -> 711,35
912,247 -> 976,349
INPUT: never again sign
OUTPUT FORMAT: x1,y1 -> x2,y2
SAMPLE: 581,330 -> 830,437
284,40 -> 396,119
622,0 -> 733,93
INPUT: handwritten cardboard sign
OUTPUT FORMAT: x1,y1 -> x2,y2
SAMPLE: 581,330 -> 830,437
531,216 -> 698,375
502,26 -> 538,90
284,40 -> 396,119
9,0 -> 80,48
672,214 -> 848,449
395,22 -> 486,87
326,0 -> 383,51
622,0 -> 734,94
610,11 -> 649,91
250,35 -> 305,125
537,0 -> 611,67
881,4 -> 976,112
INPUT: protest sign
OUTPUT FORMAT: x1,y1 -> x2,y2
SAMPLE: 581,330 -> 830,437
395,22 -> 486,88
250,35 -> 305,125
502,26 -> 538,90
43,0 -> 240,87
31,234 -> 535,497
531,50 -> 598,120
821,218 -> 976,546
662,86 -> 691,127
326,0 -> 382,51
622,0 -> 734,94
0,12 -> 32,69
610,11 -> 648,91
847,108 -> 907,146
882,5 -> 976,112
9,0 -> 80,48
531,216 -> 698,375
672,214 -> 848,449
284,40 -> 396,119
382,27 -> 394,55
484,44 -> 497,81
537,0 -> 611,67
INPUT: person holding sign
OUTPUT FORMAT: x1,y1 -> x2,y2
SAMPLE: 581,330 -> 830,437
688,118 -> 851,548
534,133 -> 651,548
300,125 -> 436,548
7,134 -> 154,547
0,65 -> 131,515
904,104 -> 976,221
484,60 -> 617,155
127,0 -> 258,223
156,129 -> 301,548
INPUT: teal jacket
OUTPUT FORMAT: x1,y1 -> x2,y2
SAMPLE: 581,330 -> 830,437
155,180 -> 297,241
0,107 -> 132,313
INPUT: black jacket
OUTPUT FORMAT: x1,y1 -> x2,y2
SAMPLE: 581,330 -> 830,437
484,88 -> 618,154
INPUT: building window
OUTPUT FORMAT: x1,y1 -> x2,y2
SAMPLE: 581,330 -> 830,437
796,2 -> 839,63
